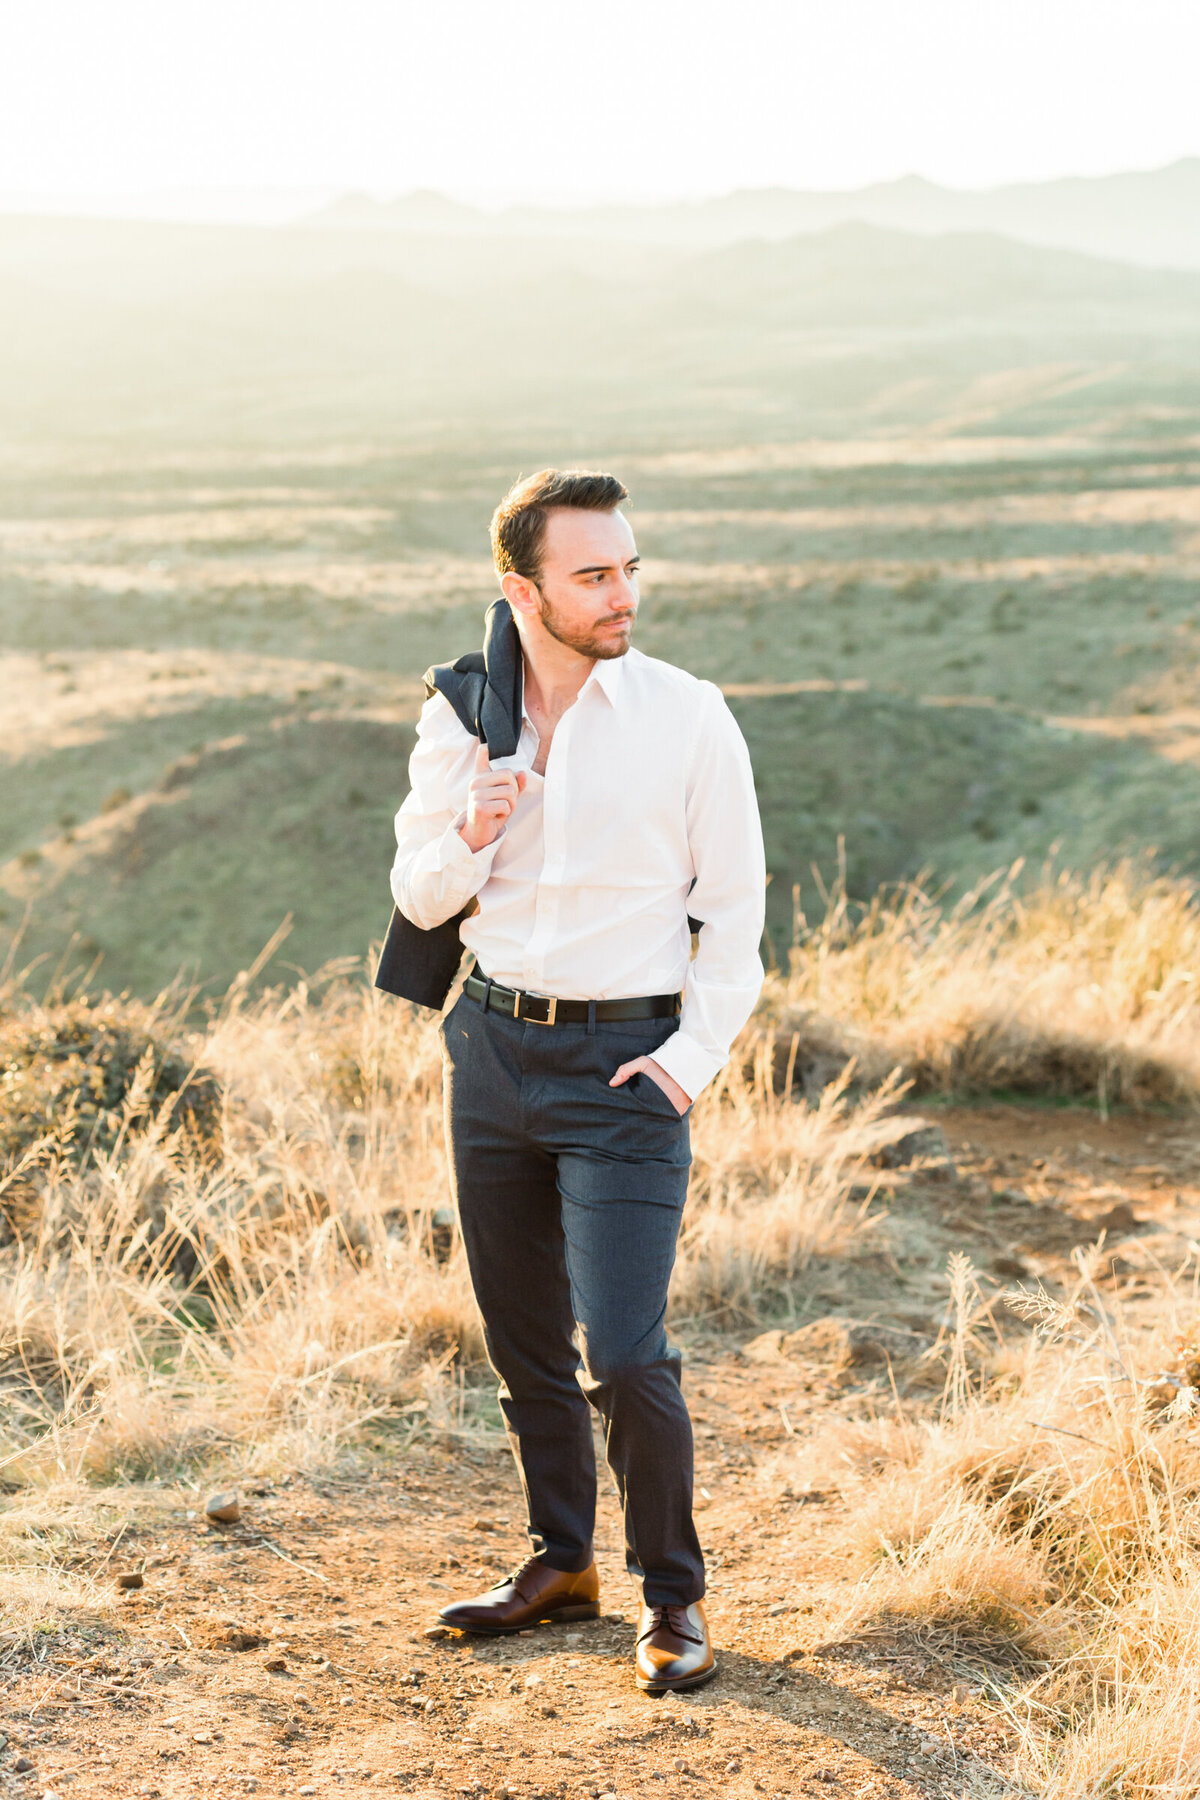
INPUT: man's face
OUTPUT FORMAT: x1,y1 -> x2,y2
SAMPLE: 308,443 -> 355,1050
530,507 -> 640,660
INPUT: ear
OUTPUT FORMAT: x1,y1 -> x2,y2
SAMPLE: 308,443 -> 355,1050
501,570 -> 541,620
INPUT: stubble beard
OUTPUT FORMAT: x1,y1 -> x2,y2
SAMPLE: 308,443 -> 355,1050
536,590 -> 634,661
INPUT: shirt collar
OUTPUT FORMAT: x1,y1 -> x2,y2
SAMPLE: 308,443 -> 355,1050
520,649 -> 628,721
585,652 -> 627,707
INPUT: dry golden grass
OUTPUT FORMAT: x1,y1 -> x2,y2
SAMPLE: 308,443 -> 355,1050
0,981 -> 473,1494
795,1248 -> 1200,1795
0,967 -> 891,1504
675,1054 -> 899,1323
4,857 -> 1200,1783
763,855 -> 1200,1109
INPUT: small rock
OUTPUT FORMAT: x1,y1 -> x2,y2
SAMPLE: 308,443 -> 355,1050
767,1601 -> 792,1616
862,1118 -> 954,1173
264,1655 -> 289,1673
12,1758 -> 35,1774
674,1758 -> 689,1773
193,1730 -> 213,1743
1097,1201 -> 1139,1234
782,1316 -> 930,1371
742,1329 -> 785,1363
725,1761 -> 742,1774
524,1673 -> 543,1687
299,1788 -> 317,1796
952,1681 -> 971,1702
471,1517 -> 496,1531
992,1254 -> 1029,1279
204,1490 -> 242,1524
422,1625 -> 450,1641
201,1621 -> 266,1653
116,1570 -> 144,1590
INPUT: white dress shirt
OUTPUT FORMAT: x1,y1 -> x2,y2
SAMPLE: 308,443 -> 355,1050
390,646 -> 766,1100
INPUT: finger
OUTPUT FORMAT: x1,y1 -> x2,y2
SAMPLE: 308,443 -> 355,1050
468,786 -> 513,811
472,771 -> 519,797
609,1059 -> 640,1088
473,788 -> 517,815
474,741 -> 491,773
515,770 -> 527,794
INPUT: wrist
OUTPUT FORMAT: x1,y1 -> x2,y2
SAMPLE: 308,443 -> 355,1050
457,819 -> 497,854
644,1056 -> 692,1111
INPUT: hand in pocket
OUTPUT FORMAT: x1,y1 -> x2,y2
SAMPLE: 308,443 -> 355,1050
609,1055 -> 691,1116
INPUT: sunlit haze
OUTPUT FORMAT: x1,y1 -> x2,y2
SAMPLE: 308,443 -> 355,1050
2,0 -> 1198,218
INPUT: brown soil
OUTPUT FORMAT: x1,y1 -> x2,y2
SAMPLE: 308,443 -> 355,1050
5,1104 -> 1198,1800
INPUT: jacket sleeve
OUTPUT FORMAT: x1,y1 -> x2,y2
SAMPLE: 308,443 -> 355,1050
390,692 -> 505,929
649,681 -> 766,1102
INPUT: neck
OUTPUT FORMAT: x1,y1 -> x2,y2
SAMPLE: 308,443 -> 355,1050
517,618 -> 596,716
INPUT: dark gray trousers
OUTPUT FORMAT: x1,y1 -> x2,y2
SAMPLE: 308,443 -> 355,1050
439,987 -> 704,1606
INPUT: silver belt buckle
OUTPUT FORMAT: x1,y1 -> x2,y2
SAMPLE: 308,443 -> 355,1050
517,990 -> 558,1025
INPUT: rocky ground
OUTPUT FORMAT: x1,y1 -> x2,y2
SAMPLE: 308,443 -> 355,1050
4,1104 -> 1198,1800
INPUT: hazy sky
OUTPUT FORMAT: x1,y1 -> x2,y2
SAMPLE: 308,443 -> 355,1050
2,0 -> 1198,213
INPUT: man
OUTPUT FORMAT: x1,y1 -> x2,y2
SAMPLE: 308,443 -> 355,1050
390,468 -> 765,1693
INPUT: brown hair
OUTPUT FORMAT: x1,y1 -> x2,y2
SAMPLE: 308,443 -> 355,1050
490,468 -> 629,585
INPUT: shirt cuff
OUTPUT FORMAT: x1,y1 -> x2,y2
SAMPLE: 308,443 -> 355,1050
429,817 -> 505,910
392,819 -> 505,925
445,814 -> 505,869
647,1030 -> 725,1105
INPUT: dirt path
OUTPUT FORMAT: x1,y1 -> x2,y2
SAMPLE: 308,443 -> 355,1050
6,1105 -> 1199,1800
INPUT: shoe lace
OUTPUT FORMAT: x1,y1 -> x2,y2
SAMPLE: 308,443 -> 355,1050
494,1553 -> 542,1596
642,1604 -> 703,1644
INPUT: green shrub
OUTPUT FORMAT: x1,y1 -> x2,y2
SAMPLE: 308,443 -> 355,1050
0,995 -> 222,1173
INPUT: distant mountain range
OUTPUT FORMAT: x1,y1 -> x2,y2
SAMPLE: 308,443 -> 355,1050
307,158 -> 1200,272
655,222 -> 1200,327
2,201 -> 1199,441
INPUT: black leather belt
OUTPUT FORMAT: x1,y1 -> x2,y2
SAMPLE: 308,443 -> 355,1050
463,967 -> 681,1026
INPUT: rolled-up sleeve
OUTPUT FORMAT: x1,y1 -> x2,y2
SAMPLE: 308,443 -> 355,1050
650,681 -> 766,1102
390,693 -> 503,929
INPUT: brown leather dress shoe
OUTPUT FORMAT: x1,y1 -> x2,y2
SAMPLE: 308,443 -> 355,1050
635,1600 -> 716,1693
438,1554 -> 600,1635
